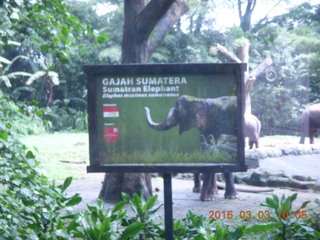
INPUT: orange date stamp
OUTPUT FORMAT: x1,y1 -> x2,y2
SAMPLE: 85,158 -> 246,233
208,210 -> 308,220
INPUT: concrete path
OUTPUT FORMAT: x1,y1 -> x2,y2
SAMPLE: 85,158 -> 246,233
259,154 -> 320,180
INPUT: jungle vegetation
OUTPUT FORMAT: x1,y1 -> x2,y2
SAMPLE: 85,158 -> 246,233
1,0 -> 320,238
1,0 -> 319,135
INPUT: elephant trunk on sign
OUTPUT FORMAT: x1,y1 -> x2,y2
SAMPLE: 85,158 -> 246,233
144,106 -> 178,131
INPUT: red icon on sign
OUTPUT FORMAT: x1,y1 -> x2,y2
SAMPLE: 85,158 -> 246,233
103,127 -> 120,143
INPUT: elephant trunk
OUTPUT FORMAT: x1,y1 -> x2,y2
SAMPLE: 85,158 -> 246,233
144,106 -> 178,131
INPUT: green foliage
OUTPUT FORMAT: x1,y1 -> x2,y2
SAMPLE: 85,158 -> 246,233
306,199 -> 320,232
174,211 -> 216,239
0,0 -> 107,62
257,193 -> 320,239
66,192 -> 164,240
121,192 -> 165,239
67,199 -> 136,240
0,54 -> 31,88
250,3 -> 320,135
0,120 -> 81,239
0,90 -> 49,135
252,26 -> 318,135
45,102 -> 88,132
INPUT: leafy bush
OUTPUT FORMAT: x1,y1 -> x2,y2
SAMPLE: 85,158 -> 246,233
0,91 -> 49,135
257,193 -> 320,239
174,211 -> 246,240
45,102 -> 88,132
307,198 -> 320,232
66,193 -> 164,240
0,110 -> 81,239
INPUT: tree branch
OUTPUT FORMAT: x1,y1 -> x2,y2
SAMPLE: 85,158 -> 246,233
136,0 -> 176,42
216,44 -> 242,63
147,0 -> 189,58
245,57 -> 273,97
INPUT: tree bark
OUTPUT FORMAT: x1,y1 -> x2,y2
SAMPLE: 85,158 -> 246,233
238,0 -> 257,32
100,0 -> 188,202
147,1 -> 189,58
121,0 -> 177,63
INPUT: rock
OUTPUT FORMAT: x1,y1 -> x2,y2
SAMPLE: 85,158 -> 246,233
282,146 -> 298,155
313,180 -> 320,192
246,170 -> 272,186
292,175 -> 315,182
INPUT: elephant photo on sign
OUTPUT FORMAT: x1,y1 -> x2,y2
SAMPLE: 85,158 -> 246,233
299,103 -> 320,144
144,95 -> 239,201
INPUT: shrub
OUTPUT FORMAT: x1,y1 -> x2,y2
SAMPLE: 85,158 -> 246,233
0,91 -> 49,135
0,108 -> 81,239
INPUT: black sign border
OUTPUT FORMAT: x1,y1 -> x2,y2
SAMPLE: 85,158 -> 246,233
84,63 -> 247,173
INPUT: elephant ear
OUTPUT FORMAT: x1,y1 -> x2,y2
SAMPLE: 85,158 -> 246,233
177,97 -> 206,135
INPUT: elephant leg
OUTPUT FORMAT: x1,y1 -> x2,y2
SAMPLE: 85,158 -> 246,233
210,173 -> 219,195
309,128 -> 317,144
200,173 -> 214,201
249,140 -> 254,149
193,173 -> 201,193
224,173 -> 237,199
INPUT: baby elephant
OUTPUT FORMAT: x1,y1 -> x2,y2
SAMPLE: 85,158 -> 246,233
244,113 -> 261,149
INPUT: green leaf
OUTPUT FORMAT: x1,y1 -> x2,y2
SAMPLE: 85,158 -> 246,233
0,131 -> 9,140
59,176 -> 73,192
25,71 -> 46,85
265,197 -> 278,211
0,56 -> 12,64
26,151 -> 35,159
113,201 -> 125,213
41,44 -> 51,51
298,200 -> 311,210
121,192 -> 131,203
119,222 -> 144,240
0,76 -> 12,87
143,195 -> 158,213
96,33 -> 108,44
66,194 -> 82,206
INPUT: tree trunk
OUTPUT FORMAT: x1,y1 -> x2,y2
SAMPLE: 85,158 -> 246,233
99,0 -> 187,202
238,0 -> 257,32
99,173 -> 153,203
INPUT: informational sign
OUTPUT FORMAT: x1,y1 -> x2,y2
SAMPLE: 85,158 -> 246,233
85,63 -> 246,173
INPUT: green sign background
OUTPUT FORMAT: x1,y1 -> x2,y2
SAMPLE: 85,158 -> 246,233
92,71 -> 238,165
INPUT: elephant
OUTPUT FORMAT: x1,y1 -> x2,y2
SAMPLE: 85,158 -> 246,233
193,113 -> 261,201
299,103 -> 320,144
244,113 -> 261,149
144,95 -> 238,201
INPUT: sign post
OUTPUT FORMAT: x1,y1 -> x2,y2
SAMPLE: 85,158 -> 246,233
163,173 -> 173,240
84,63 -> 247,239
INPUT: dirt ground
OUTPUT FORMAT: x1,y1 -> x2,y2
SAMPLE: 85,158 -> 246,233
64,137 -> 320,222
65,172 -> 320,221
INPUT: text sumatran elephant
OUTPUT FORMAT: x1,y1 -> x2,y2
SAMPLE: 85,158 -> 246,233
244,113 -> 261,149
144,95 -> 238,201
299,103 -> 320,144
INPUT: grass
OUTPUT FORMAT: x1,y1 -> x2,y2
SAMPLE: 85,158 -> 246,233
99,150 -> 236,165
20,132 -> 89,181
18,133 -> 310,181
